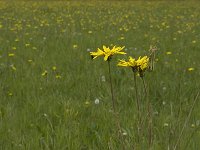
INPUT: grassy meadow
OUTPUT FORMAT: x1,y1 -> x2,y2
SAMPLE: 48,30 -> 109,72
0,1 -> 200,150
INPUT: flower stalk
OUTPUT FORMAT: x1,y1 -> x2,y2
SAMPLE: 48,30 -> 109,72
142,77 -> 153,150
133,72 -> 141,143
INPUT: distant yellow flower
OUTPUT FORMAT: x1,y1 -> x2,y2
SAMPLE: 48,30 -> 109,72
119,36 -> 125,40
15,38 -> 19,42
90,45 -> 126,61
41,70 -> 48,76
12,47 -> 17,50
8,92 -> 13,96
85,101 -> 90,105
52,66 -> 57,71
8,53 -> 15,57
166,51 -> 172,55
192,40 -> 196,44
28,59 -> 33,63
55,74 -> 61,79
188,68 -> 194,71
73,45 -> 78,48
88,31 -> 92,34
25,43 -> 30,47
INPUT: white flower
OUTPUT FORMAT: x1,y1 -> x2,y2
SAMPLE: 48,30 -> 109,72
122,132 -> 127,136
164,123 -> 169,127
94,98 -> 100,105
101,75 -> 106,82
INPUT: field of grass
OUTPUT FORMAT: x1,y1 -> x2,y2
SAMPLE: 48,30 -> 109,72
0,1 -> 200,150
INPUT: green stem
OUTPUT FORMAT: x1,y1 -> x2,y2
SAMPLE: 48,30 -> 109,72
108,61 -> 116,113
108,61 -> 125,149
133,73 -> 141,143
142,77 -> 153,150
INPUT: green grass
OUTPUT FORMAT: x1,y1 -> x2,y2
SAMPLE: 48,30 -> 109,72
0,1 -> 200,149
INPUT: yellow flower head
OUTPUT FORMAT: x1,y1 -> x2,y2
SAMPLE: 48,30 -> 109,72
118,55 -> 150,77
136,56 -> 149,71
188,67 -> 194,71
90,45 -> 126,61
118,56 -> 137,67
8,53 -> 15,57
41,70 -> 48,76
52,66 -> 57,71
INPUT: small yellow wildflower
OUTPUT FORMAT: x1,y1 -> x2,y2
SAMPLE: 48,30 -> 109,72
166,51 -> 172,55
90,45 -> 126,61
8,53 -> 15,57
41,70 -> 48,76
88,31 -> 92,34
8,92 -> 13,96
52,66 -> 57,71
55,74 -> 61,79
188,68 -> 194,71
119,37 -> 125,40
73,45 -> 78,48
191,124 -> 195,128
192,40 -> 196,44
25,43 -> 30,47
85,101 -> 90,105
28,59 -> 33,63
12,47 -> 17,50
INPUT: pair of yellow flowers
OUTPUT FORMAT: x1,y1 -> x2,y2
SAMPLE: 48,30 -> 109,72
90,45 -> 149,74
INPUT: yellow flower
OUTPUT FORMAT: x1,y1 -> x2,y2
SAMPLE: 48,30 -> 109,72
12,47 -> 17,50
166,51 -> 172,55
55,74 -> 61,79
192,40 -> 196,44
15,38 -> 19,42
52,66 -> 57,71
8,53 -> 15,57
88,31 -> 92,34
117,59 -> 130,67
73,44 -> 78,48
41,70 -> 48,76
90,45 -> 126,61
188,68 -> 194,71
136,56 -> 149,71
118,56 -> 137,67
85,101 -> 90,105
118,56 -> 149,76
25,43 -> 30,47
28,59 -> 33,63
8,92 -> 13,96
